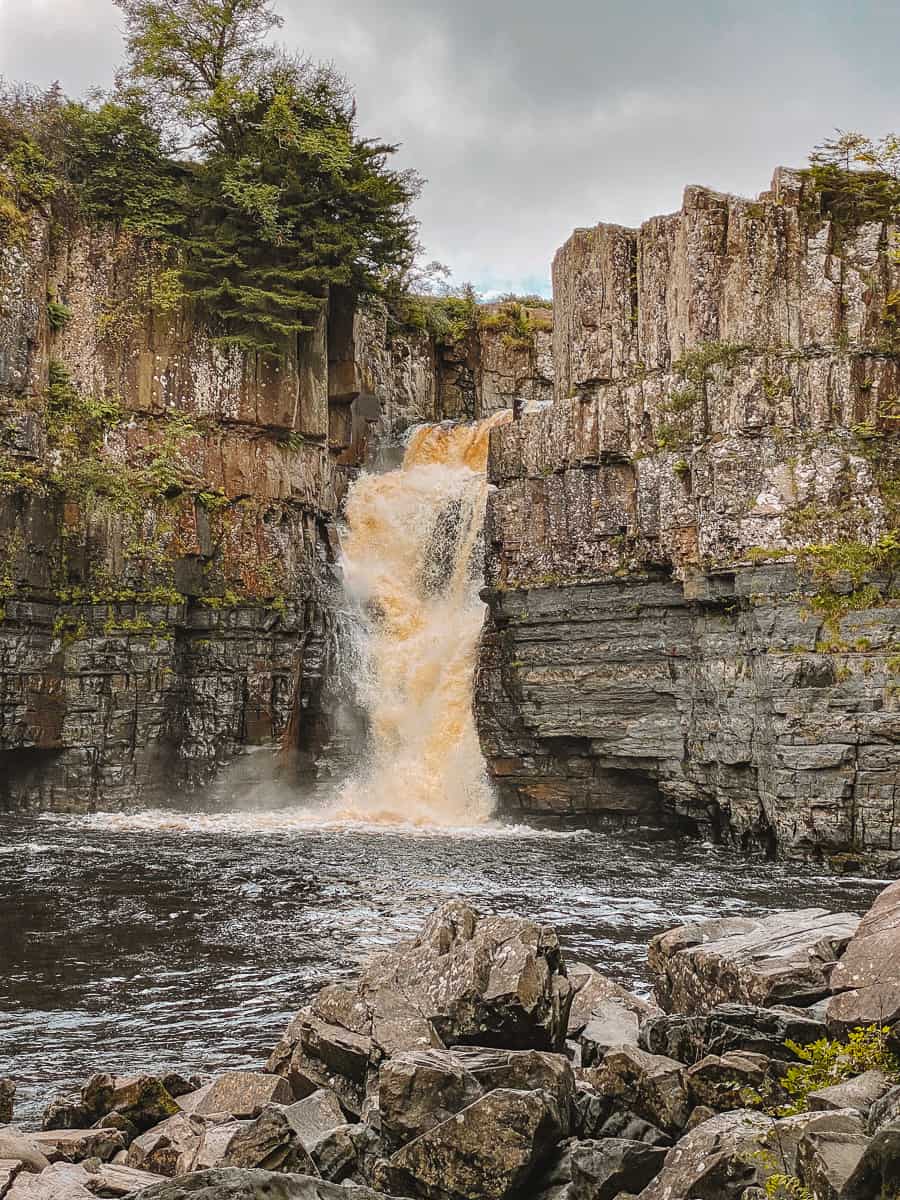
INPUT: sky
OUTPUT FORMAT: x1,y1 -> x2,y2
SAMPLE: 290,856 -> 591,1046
1,0 -> 899,297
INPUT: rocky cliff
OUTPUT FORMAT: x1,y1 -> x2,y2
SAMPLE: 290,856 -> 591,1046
0,214 -> 550,811
476,168 -> 899,862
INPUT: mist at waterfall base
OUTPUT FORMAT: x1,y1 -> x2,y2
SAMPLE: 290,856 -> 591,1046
0,417 -> 885,1122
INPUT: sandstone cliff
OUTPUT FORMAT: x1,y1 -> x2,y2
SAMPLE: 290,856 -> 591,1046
476,168 -> 899,862
0,213 -> 550,810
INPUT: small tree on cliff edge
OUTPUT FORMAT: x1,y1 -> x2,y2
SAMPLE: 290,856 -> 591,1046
107,0 -> 421,353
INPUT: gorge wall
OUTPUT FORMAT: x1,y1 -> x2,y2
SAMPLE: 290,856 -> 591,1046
0,212 -> 551,811
475,167 -> 900,862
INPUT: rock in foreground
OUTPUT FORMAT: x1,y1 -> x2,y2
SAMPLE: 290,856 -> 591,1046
649,909 -> 859,1014
130,1169 -> 398,1198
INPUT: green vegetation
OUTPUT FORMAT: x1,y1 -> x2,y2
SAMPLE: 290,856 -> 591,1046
803,132 -> 900,242
0,0 -> 420,357
777,1025 -> 899,1116
391,284 -> 552,350
655,341 -> 748,448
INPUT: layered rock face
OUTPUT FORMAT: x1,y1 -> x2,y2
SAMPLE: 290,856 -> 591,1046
476,168 -> 899,859
0,218 -> 551,811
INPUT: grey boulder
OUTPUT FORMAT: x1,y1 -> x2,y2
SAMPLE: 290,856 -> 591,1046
828,879 -> 900,1035
648,910 -> 859,1015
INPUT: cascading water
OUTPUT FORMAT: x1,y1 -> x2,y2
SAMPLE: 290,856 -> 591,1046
333,411 -> 511,826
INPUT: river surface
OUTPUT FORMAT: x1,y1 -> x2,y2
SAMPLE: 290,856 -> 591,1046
0,808 -> 885,1124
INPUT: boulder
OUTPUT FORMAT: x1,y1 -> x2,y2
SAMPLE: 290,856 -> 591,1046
633,1109 -> 772,1199
192,1074 -> 294,1120
30,1128 -> 127,1163
5,1162 -> 95,1199
267,1014 -> 375,1116
126,1114 -> 209,1177
193,1123 -> 247,1173
868,1084 -> 900,1133
685,1051 -> 771,1111
807,1069 -> 893,1116
796,1127 -> 870,1200
640,1003 -> 827,1064
648,910 -> 859,1015
841,1117 -> 900,1200
0,1080 -> 14,1124
221,1107 -> 318,1175
566,965 -> 659,1036
81,1162 -> 166,1196
129,1168 -> 399,1198
573,1096 -> 670,1146
579,1001 -> 641,1067
583,1046 -> 691,1135
377,1047 -> 573,1150
375,1086 -> 567,1200
42,1075 -> 180,1135
0,1132 -> 50,1174
268,903 -> 573,1117
568,1138 -> 666,1199
828,879 -> 900,1034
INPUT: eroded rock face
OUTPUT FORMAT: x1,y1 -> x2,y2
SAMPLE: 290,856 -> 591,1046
475,167 -> 900,859
648,909 -> 859,1013
828,879 -> 900,1034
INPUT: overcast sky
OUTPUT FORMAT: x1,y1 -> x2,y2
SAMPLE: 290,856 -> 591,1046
2,0 -> 899,296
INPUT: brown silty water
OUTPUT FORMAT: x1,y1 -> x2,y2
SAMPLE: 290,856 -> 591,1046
334,412 -> 511,826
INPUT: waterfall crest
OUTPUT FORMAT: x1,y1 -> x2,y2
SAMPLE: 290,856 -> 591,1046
335,412 -> 510,826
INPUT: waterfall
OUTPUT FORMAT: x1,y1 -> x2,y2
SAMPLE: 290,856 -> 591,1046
334,411 -> 511,826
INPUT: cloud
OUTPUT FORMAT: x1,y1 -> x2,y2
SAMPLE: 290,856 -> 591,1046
2,0 -> 899,294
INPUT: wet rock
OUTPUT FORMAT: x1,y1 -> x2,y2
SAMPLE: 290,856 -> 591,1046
129,1168 -> 399,1198
268,903 -> 573,1116
685,1051 -> 771,1111
584,1046 -> 691,1135
634,1109 -> 772,1199
0,1081 -> 14,1125
640,1002 -> 828,1063
193,1074 -> 294,1120
796,1127 -> 870,1200
221,1106 -> 318,1175
569,1138 -> 666,1199
841,1117 -> 900,1200
378,1047 -> 574,1150
828,880 -> 900,1034
375,1086 -> 567,1200
30,1129 -> 127,1164
808,1069 -> 893,1116
649,910 -> 859,1014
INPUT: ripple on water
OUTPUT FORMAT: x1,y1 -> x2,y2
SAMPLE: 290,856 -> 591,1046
0,809 -> 884,1124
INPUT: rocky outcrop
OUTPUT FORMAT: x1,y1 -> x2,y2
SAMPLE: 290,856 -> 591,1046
476,166 -> 900,860
8,890 -> 900,1200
